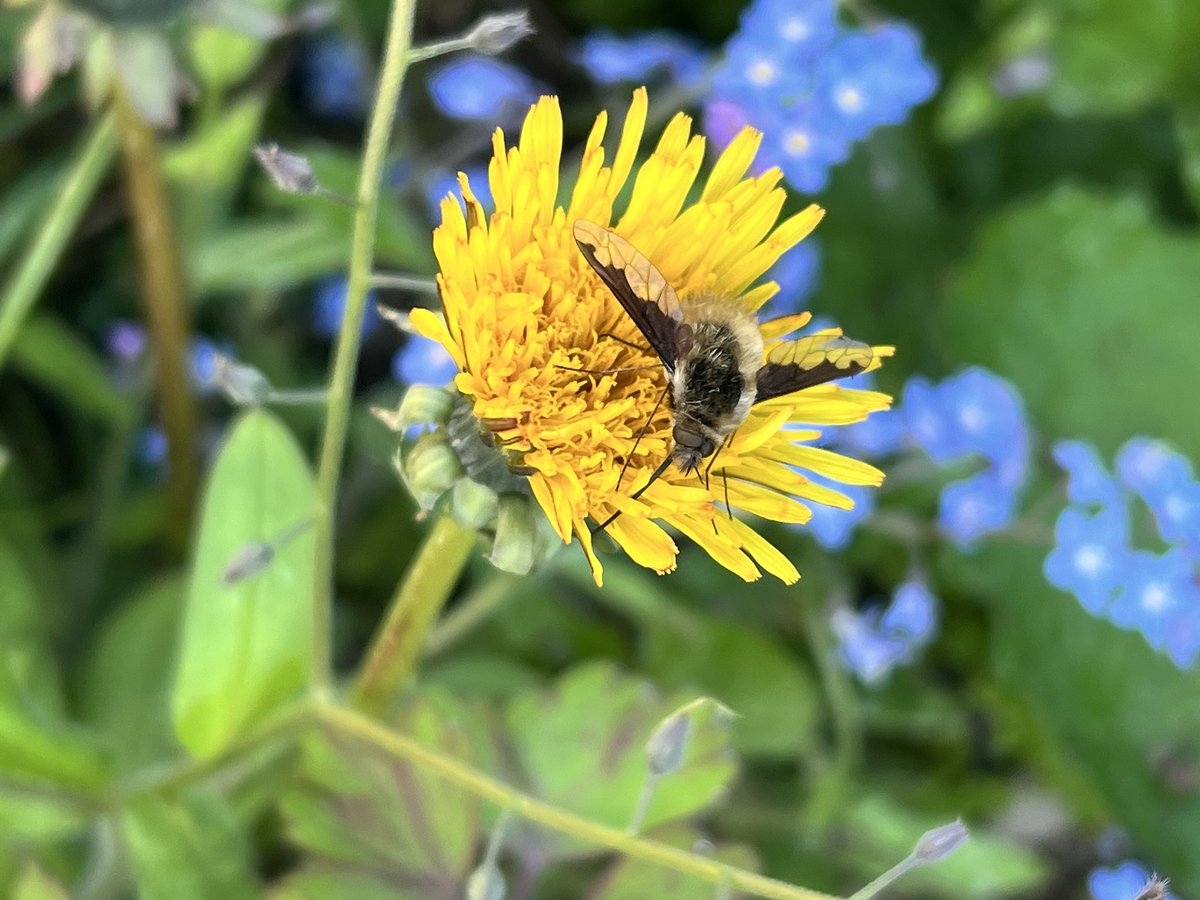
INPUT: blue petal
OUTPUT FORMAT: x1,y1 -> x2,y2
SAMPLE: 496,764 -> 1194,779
300,36 -> 369,119
1052,439 -> 1124,508
427,56 -> 540,121
881,581 -> 939,643
576,30 -> 709,89
937,470 -> 1018,548
1088,862 -> 1155,900
392,335 -> 459,386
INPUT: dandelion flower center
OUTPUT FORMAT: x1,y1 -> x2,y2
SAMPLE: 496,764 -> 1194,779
411,89 -> 893,585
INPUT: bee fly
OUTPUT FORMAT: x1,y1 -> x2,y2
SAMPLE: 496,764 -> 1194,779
573,218 -> 879,533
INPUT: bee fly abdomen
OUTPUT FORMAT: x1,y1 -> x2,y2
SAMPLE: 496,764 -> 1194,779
677,323 -> 745,425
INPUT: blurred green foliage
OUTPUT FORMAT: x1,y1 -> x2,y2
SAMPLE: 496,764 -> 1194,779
0,0 -> 1197,897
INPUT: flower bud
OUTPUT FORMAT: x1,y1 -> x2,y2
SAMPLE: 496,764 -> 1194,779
466,860 -> 506,900
913,818 -> 969,863
397,385 -> 456,432
254,143 -> 320,195
487,493 -> 538,574
213,355 -> 272,406
401,433 -> 464,511
646,710 -> 691,777
466,10 -> 534,55
221,542 -> 274,587
452,479 -> 499,530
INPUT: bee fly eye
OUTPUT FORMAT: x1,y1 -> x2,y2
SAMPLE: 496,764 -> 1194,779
675,323 -> 695,356
672,423 -> 706,448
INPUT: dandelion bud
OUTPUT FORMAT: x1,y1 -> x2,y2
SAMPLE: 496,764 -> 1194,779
466,10 -> 534,55
402,433 -> 464,510
487,493 -> 538,574
646,709 -> 692,777
452,479 -> 499,530
254,143 -> 319,195
395,385 -> 456,433
221,542 -> 274,587
466,860 -> 506,900
913,818 -> 969,864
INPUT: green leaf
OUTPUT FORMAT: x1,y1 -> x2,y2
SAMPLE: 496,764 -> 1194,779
77,578 -> 182,773
0,650 -> 109,789
187,0 -> 289,96
641,615 -> 820,759
280,695 -> 481,897
165,98 -> 267,241
0,161 -> 63,268
172,409 -> 315,758
590,824 -> 758,899
122,790 -> 260,900
940,185 -> 1200,453
186,218 -> 351,294
946,541 -> 1200,894
9,315 -> 135,426
842,794 -> 1046,899
505,662 -> 737,854
1176,104 -> 1200,213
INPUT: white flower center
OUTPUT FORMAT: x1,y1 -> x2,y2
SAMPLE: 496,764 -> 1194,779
1073,545 -> 1106,578
782,17 -> 810,41
784,130 -> 811,156
836,85 -> 865,113
958,404 -> 986,434
748,59 -> 778,86
1140,581 -> 1171,613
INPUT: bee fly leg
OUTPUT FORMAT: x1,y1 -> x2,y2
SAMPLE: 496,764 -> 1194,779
556,363 -> 661,375
596,332 -> 652,353
616,383 -> 670,492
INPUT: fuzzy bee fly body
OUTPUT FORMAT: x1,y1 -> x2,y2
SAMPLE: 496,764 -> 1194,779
572,218 -> 877,528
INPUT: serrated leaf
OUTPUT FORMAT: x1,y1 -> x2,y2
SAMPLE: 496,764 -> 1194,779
642,616 -> 819,759
590,824 -> 758,899
171,409 -> 314,758
280,695 -> 481,897
10,315 -> 135,426
940,185 -> 1200,453
78,578 -> 182,773
505,662 -> 736,855
122,791 -> 260,900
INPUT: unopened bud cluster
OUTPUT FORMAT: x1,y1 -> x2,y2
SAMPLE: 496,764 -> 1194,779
377,385 -> 560,575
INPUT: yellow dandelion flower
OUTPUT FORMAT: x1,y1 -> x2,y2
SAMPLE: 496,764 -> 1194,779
411,88 -> 893,586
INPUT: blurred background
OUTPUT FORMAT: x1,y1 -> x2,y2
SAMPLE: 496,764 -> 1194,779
0,0 -> 1198,897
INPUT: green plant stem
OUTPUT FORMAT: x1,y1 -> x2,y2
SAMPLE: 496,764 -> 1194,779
0,110 -> 118,370
423,570 -> 518,657
405,36 -> 474,64
350,513 -> 476,714
317,703 -> 845,900
115,92 -> 202,552
311,0 -> 418,697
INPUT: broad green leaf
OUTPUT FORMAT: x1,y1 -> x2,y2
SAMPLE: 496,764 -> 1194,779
641,616 -> 820,759
1176,104 -> 1200,213
280,695 -> 481,897
505,662 -> 737,854
172,409 -> 314,758
842,794 -> 1046,899
122,790 -> 260,900
10,315 -> 135,426
940,186 -> 1200,453
187,218 -> 351,294
77,578 -> 182,773
945,541 -> 1200,894
590,824 -> 758,899
11,863 -> 68,900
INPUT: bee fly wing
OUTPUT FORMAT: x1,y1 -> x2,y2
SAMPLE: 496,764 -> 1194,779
573,220 -> 686,371
754,332 -> 878,402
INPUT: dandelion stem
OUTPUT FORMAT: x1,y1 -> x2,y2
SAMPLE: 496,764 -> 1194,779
311,0 -> 418,696
0,110 -> 118,371
115,91 -> 202,552
350,513 -> 475,714
317,703 -> 846,900
423,571 -> 520,657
